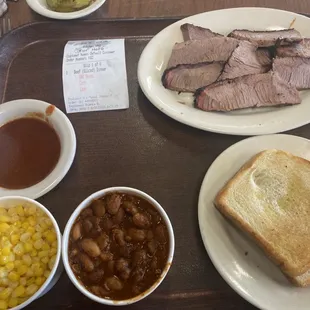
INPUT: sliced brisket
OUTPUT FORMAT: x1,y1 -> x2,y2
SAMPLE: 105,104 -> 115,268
228,29 -> 302,47
219,41 -> 269,80
180,23 -> 223,41
276,38 -> 310,58
273,57 -> 310,90
195,72 -> 301,112
167,37 -> 239,69
256,48 -> 272,68
162,62 -> 224,92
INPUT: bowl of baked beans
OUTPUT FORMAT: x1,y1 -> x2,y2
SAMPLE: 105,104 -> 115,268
62,187 -> 174,305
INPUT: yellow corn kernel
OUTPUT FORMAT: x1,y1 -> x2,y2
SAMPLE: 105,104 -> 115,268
2,247 -> 10,256
34,267 -> 44,277
42,243 -> 50,251
32,257 -> 39,263
21,222 -> 29,230
8,271 -> 20,282
13,243 -> 24,256
41,257 -> 49,265
0,278 -> 8,286
32,232 -> 41,241
17,265 -> 27,276
7,207 -> 16,216
10,234 -> 19,245
8,253 -> 15,263
19,277 -> 27,286
16,206 -> 25,217
49,248 -> 57,257
22,255 -> 32,266
0,300 -> 8,310
6,262 -> 14,271
24,243 -> 33,253
8,281 -> 18,289
28,206 -> 37,215
0,288 -> 12,300
14,260 -> 22,268
8,297 -> 18,308
34,239 -> 44,250
35,277 -> 45,286
44,270 -> 50,278
38,250 -> 48,258
35,224 -> 42,232
25,284 -> 38,296
20,232 -> 31,243
31,262 -> 40,271
25,269 -> 34,278
12,285 -> 25,298
30,250 -> 38,258
0,215 -> 10,223
48,255 -> 56,270
0,223 -> 10,233
45,232 -> 56,243
27,227 -> 35,235
0,256 -> 9,266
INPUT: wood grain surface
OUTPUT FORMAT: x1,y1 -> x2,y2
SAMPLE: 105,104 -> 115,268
6,0 -> 310,29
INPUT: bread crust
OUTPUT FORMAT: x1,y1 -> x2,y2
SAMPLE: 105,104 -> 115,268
214,149 -> 310,281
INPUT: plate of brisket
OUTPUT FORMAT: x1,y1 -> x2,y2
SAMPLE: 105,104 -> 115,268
138,7 -> 310,135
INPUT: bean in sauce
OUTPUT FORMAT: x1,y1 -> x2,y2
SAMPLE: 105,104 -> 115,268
68,193 -> 170,300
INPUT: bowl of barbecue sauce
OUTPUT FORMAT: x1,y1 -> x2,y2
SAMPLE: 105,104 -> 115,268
0,99 -> 76,198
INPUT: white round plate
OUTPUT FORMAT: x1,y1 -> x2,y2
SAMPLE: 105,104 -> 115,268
138,8 -> 310,135
0,99 -> 76,199
198,134 -> 310,310
26,0 -> 106,20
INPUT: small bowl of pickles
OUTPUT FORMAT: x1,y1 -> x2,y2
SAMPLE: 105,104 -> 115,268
26,0 -> 106,20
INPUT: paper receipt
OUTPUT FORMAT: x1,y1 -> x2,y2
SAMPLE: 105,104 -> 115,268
62,39 -> 129,114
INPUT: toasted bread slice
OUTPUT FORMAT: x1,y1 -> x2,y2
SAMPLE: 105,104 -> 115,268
215,149 -> 310,282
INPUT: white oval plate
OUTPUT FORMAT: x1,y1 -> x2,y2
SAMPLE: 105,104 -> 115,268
26,0 -> 106,20
0,99 -> 76,199
198,134 -> 310,310
138,8 -> 310,135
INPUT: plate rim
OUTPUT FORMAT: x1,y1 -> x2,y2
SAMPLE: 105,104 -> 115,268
197,133 -> 310,310
138,7 -> 310,135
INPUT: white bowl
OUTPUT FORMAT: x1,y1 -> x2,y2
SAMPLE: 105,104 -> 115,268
62,187 -> 175,306
0,99 -> 76,199
0,196 -> 62,310
26,0 -> 106,20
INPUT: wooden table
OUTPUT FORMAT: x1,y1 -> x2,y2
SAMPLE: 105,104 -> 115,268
6,0 -> 310,29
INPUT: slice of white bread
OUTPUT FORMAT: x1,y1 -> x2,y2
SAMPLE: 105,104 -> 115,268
215,149 -> 310,286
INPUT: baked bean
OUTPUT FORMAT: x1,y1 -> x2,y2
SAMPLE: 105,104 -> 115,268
89,270 -> 105,283
119,267 -> 131,281
71,263 -> 81,274
79,253 -> 94,272
155,224 -> 167,243
100,252 -> 113,262
107,260 -> 115,273
72,222 -> 82,241
105,276 -> 123,291
127,228 -> 146,242
92,199 -> 106,217
123,201 -> 138,215
147,230 -> 154,240
150,257 -> 157,270
132,250 -> 147,267
97,233 -> 110,251
82,218 -> 93,234
89,216 -> 102,234
147,240 -> 158,255
80,208 -> 93,218
115,258 -> 129,272
133,212 -> 151,229
112,229 -> 126,246
102,217 -> 114,231
119,244 -> 132,258
106,194 -> 122,215
112,207 -> 125,224
80,239 -> 101,257
71,248 -> 78,257
91,286 -> 109,297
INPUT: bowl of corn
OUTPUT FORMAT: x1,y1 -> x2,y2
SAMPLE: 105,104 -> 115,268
0,196 -> 62,310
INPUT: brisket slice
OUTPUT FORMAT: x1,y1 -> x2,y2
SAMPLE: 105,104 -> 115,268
256,48 -> 272,68
180,23 -> 223,41
219,41 -> 269,80
194,72 -> 301,112
162,62 -> 224,92
273,57 -> 310,90
228,29 -> 302,47
276,38 -> 310,58
167,37 -> 239,69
